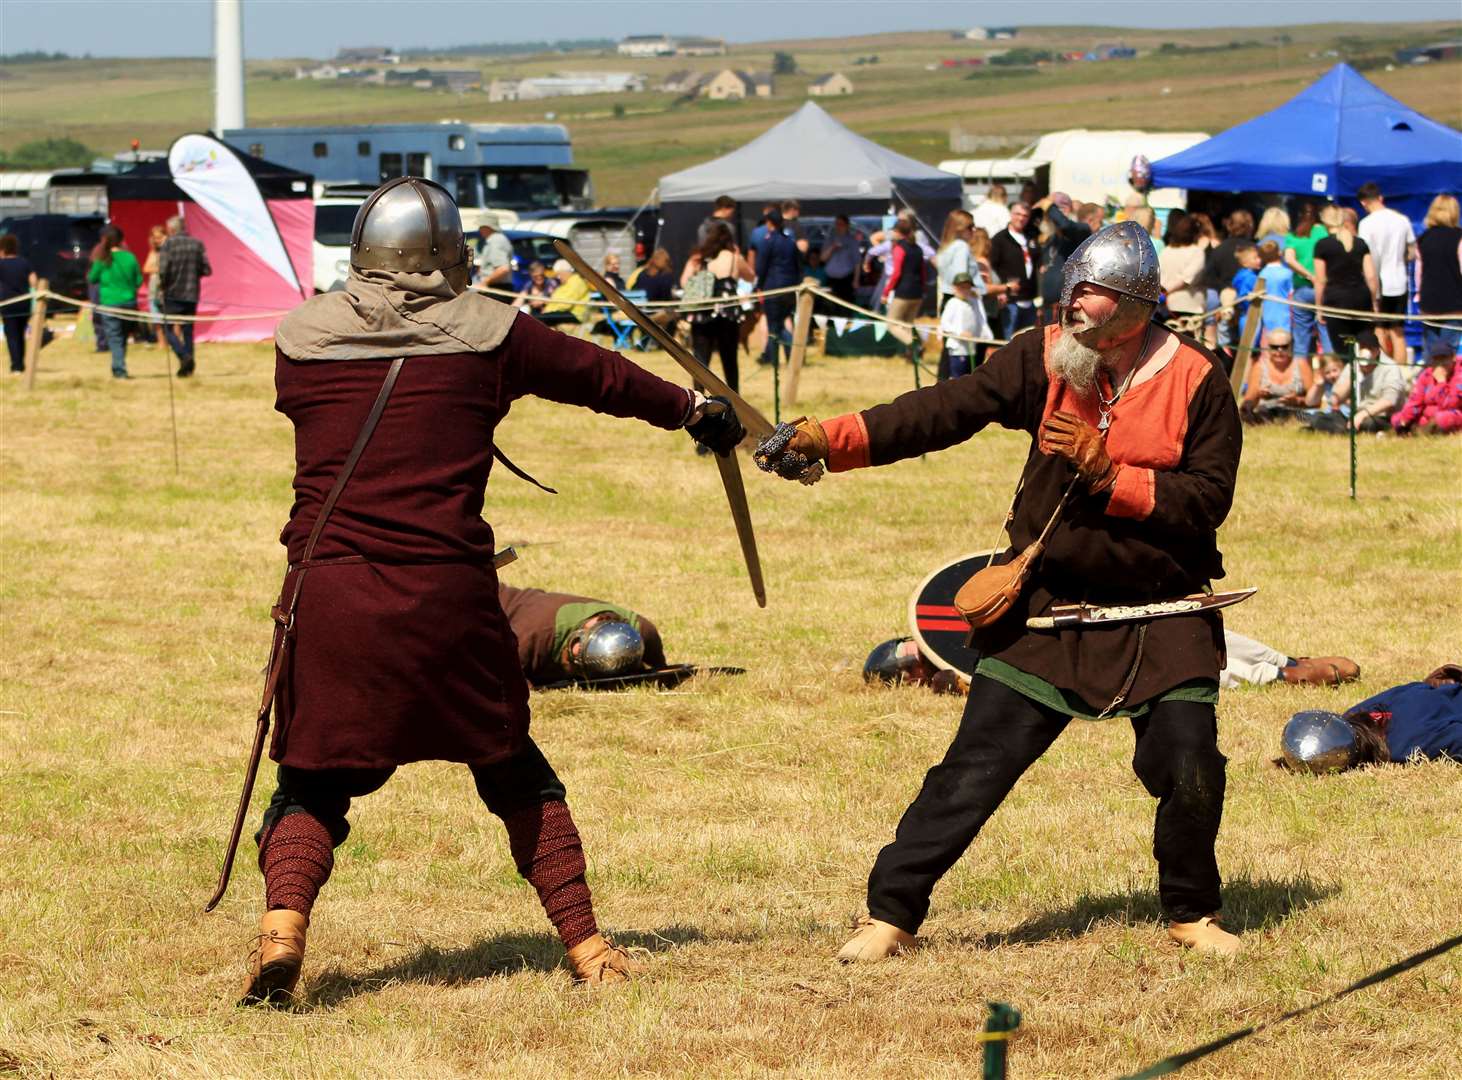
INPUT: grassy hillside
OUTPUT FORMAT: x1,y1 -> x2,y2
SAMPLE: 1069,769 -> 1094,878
3,22 -> 1459,203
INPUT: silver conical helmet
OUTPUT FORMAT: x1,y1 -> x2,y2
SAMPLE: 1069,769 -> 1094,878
350,176 -> 467,276
572,620 -> 645,679
1281,710 -> 1360,774
1060,220 -> 1161,306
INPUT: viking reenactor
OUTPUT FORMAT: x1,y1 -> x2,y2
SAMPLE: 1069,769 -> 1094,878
232,178 -> 744,1005
498,582 -> 666,687
755,222 -> 1245,961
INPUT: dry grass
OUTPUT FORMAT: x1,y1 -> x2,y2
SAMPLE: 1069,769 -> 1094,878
2,327 -> 1462,1075
2,328 -> 1460,1079
2,22 -> 1459,203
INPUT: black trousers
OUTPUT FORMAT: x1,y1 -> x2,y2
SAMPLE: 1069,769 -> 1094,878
691,319 -> 740,393
3,315 -> 26,371
867,675 -> 1226,932
162,299 -> 197,367
257,739 -> 566,848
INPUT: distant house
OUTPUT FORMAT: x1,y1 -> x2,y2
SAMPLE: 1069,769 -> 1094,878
701,69 -> 772,100
675,37 -> 726,57
337,46 -> 398,65
808,72 -> 853,97
964,27 -> 990,40
1397,40 -> 1462,63
295,63 -> 340,80
385,67 -> 480,93
618,35 -> 675,57
661,69 -> 710,94
491,73 -> 646,102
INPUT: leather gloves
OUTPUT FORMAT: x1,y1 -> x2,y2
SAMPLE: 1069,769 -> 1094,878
685,393 -> 746,456
753,416 -> 829,485
1040,410 -> 1118,493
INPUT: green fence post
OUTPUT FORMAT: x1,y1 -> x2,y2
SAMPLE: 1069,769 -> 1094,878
982,1001 -> 1021,1080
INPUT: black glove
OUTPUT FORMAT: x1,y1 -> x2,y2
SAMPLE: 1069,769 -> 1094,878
686,395 -> 746,456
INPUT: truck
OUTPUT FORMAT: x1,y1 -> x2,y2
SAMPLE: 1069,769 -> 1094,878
939,128 -> 1209,212
221,121 -> 593,231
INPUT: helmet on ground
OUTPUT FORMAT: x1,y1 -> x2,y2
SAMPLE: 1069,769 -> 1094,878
569,619 -> 645,679
1281,710 -> 1360,774
863,637 -> 937,687
350,176 -> 469,282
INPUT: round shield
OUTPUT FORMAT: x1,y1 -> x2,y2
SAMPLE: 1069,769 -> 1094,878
907,552 -> 997,680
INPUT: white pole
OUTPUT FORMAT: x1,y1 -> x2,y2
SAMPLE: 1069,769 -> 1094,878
214,0 -> 245,134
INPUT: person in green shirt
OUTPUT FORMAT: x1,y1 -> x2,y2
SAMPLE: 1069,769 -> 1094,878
86,226 -> 142,378
1283,202 -> 1331,361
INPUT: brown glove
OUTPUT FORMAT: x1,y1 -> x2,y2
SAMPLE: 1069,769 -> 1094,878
753,416 -> 829,484
1040,410 -> 1118,493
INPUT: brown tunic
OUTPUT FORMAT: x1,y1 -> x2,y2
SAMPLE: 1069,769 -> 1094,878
822,323 -> 1242,710
269,313 -> 690,770
497,583 -> 667,686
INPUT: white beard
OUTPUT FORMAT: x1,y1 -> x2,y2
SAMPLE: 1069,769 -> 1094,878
1049,314 -> 1111,394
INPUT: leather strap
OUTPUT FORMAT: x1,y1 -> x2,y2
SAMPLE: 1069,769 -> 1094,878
492,445 -> 557,495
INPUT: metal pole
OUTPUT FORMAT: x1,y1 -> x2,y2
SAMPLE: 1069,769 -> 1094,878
1348,349 -> 1357,501
214,0 -> 245,134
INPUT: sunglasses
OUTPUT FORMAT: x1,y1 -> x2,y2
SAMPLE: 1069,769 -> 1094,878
1268,346 -> 1292,354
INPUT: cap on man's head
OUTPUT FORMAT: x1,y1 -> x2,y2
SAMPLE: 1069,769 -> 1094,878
478,211 -> 501,231
765,208 -> 783,227
951,271 -> 975,287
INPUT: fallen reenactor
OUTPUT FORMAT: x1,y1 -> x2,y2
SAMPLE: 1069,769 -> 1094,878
1281,663 -> 1462,772
499,583 -> 742,690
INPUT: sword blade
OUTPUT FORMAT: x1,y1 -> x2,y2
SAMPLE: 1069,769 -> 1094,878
550,239 -> 775,439
713,446 -> 767,607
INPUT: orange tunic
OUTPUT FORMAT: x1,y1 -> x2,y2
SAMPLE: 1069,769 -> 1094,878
822,323 -> 1241,711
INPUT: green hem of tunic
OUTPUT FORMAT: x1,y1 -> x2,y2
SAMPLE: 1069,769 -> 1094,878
975,656 -> 1218,720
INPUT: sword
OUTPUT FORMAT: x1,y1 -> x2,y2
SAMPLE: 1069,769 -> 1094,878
550,240 -> 773,439
552,240 -> 768,607
1025,588 -> 1257,630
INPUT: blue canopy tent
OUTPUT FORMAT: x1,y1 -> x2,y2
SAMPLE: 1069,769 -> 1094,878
1150,64 -> 1461,224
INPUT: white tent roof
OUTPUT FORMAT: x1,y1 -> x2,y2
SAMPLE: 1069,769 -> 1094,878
659,101 -> 961,203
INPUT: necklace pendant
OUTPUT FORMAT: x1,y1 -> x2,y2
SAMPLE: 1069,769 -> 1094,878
1098,411 -> 1111,432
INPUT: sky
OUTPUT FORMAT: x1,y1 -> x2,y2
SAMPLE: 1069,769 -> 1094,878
1,0 -> 1458,59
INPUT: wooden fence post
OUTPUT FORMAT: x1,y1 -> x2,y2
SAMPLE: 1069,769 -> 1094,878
23,279 -> 49,391
782,286 -> 816,410
1229,278 -> 1266,400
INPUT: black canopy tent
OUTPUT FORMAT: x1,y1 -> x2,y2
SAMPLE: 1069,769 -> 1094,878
657,102 -> 963,263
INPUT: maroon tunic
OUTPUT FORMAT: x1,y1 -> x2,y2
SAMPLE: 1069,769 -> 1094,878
269,313 -> 690,770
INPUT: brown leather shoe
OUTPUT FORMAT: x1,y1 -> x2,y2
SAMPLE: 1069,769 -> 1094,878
1281,656 -> 1361,687
836,916 -> 917,964
239,909 -> 308,1007
564,933 -> 641,985
1168,914 -> 1241,956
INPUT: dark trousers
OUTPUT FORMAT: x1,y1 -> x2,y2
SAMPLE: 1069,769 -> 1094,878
257,739 -> 567,848
761,295 -> 795,366
691,319 -> 740,393
162,299 -> 198,369
825,274 -> 856,306
3,315 -> 26,372
867,676 -> 1226,933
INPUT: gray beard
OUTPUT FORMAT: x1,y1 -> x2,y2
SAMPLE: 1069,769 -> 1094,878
1049,317 -> 1112,394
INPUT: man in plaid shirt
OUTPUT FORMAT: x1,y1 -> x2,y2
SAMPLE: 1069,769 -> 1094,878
158,215 -> 211,377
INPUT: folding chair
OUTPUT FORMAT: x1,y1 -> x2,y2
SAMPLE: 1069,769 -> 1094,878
598,289 -> 648,350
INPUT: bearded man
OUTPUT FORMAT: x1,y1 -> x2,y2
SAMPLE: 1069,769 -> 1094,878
236,178 -> 743,1005
755,222 -> 1243,961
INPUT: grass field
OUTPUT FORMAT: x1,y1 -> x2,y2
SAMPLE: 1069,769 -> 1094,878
2,326 -> 1459,1078
2,22 -> 1460,203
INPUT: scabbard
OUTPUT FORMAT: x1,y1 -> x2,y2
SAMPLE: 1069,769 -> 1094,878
1026,588 -> 1257,630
